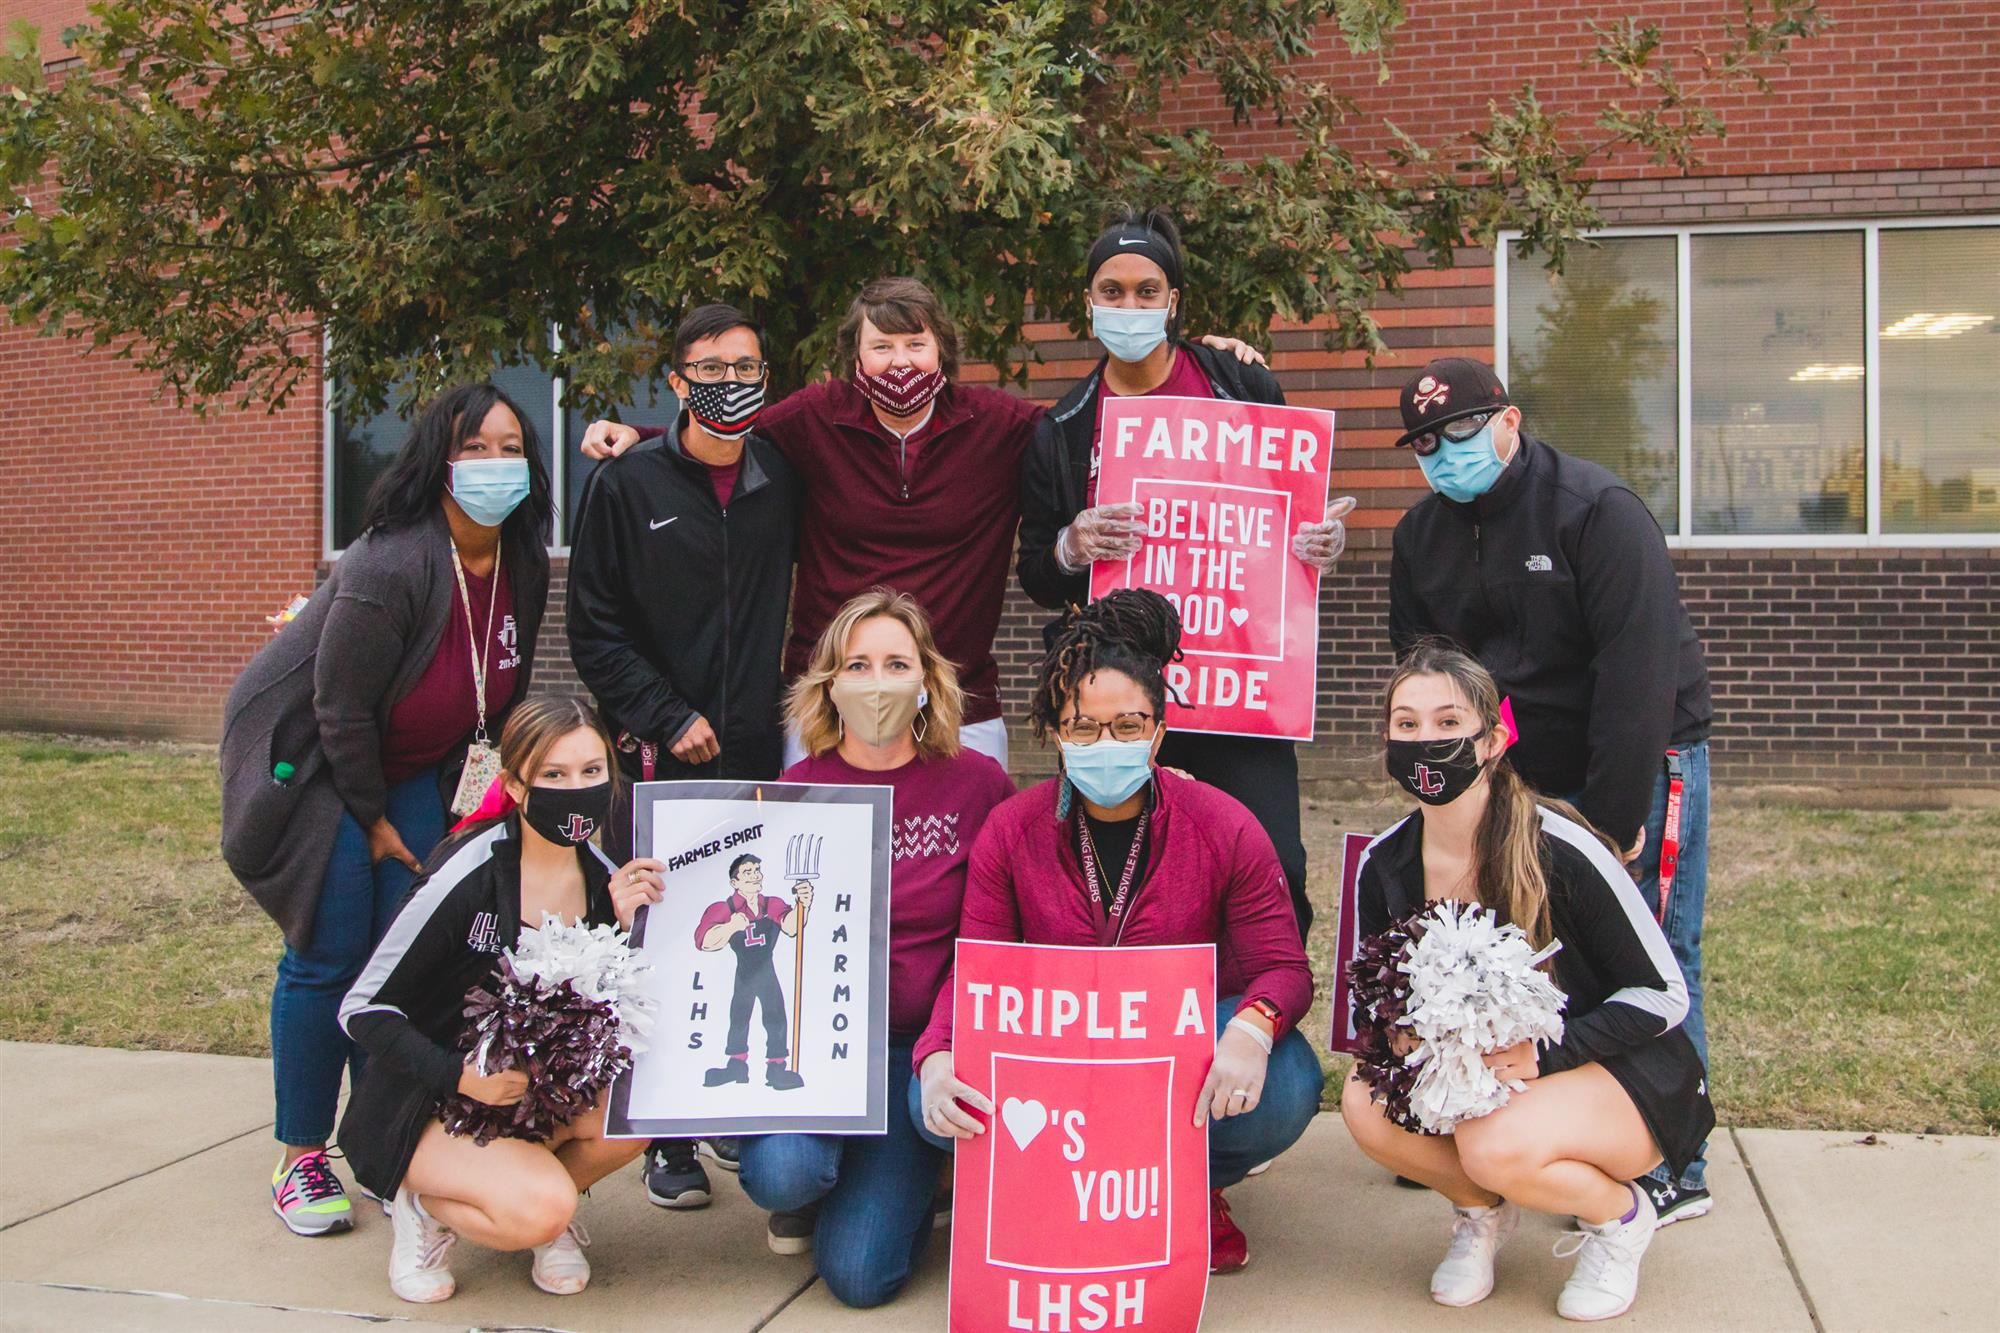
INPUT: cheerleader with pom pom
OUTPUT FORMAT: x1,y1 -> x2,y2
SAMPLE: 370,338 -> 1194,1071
1340,643 -> 1712,1322
336,697 -> 662,1304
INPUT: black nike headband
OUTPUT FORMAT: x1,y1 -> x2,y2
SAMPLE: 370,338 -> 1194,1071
1084,225 -> 1184,292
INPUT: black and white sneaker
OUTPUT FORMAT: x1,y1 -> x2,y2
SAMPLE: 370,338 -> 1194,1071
700,1138 -> 741,1173
644,1140 -> 712,1209
1644,1178 -> 1712,1227
768,1204 -> 818,1255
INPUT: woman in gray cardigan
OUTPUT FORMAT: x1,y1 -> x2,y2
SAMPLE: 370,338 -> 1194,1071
221,382 -> 552,1237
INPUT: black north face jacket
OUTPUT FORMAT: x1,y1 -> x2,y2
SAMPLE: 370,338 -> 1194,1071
1388,433 -> 1712,849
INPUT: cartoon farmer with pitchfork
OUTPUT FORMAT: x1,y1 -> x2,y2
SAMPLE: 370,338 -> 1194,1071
695,847 -> 814,1090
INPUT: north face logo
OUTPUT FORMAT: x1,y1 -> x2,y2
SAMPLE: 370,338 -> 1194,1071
1413,764 -> 1445,797
1525,554 -> 1553,572
560,813 -> 596,842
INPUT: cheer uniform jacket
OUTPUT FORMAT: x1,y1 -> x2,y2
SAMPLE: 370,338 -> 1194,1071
335,816 -> 619,1199
1354,805 -> 1713,1177
913,770 -> 1313,1071
1388,434 -> 1712,851
1013,342 -> 1316,940
566,415 -> 800,789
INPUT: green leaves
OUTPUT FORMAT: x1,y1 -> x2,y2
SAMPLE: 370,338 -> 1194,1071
0,1 -> 1826,415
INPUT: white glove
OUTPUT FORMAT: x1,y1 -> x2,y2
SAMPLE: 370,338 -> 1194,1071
918,1050 -> 995,1140
1291,496 -> 1357,572
1194,1017 -> 1273,1127
1055,502 -> 1144,572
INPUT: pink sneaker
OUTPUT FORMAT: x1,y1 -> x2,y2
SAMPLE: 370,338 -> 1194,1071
270,1151 -> 354,1237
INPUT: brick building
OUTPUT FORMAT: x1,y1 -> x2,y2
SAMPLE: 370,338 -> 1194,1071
3,1 -> 1995,789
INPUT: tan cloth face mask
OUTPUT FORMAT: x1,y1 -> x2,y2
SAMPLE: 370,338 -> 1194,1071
829,676 -> 926,746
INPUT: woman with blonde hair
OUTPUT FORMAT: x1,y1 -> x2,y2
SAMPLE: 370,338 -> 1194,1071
337,696 -> 662,1303
732,587 -> 1015,1307
1341,641 -> 1712,1321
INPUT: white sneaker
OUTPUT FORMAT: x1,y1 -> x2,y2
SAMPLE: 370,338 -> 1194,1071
1555,1187 -> 1658,1321
388,1190 -> 457,1304
531,1218 -> 592,1296
1431,1199 -> 1518,1306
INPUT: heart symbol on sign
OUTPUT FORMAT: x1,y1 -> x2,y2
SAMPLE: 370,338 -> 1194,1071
1000,1097 -> 1047,1151
1229,606 -> 1250,627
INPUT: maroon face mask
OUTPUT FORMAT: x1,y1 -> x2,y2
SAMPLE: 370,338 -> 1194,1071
853,363 -> 946,416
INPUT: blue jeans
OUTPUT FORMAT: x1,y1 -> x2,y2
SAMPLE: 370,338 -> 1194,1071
270,768 -> 447,1147
1629,743 -> 1711,1191
738,1044 -> 942,1309
1208,998 -> 1326,1189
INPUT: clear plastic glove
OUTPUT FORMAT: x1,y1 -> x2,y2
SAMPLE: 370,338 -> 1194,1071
918,1050 -> 995,1140
579,419 -> 642,461
1194,1021 -> 1271,1127
1291,496 -> 1357,572
1055,502 -> 1145,572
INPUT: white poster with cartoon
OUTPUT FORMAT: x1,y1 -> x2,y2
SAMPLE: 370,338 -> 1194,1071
608,780 -> 893,1137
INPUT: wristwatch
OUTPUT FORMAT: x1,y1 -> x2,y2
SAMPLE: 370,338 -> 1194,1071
1245,998 -> 1283,1028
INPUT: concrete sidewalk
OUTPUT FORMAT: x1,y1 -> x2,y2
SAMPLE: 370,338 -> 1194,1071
0,1043 -> 1992,1331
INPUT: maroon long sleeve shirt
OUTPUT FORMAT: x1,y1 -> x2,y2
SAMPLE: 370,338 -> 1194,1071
913,771 -> 1314,1070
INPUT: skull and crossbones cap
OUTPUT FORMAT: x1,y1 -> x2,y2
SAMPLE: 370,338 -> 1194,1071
1395,357 -> 1512,447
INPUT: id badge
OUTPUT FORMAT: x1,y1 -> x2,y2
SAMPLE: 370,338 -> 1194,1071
451,740 -> 503,816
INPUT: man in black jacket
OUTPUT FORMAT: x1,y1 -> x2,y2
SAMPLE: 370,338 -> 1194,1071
1386,356 -> 1716,1223
565,302 -> 801,1208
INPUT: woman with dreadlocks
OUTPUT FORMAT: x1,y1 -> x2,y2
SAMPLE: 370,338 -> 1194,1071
910,589 -> 1321,1273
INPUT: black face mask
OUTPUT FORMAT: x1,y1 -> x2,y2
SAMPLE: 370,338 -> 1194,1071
1385,735 -> 1488,806
522,782 -> 612,846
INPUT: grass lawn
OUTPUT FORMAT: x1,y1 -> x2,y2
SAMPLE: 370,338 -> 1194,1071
3,732 -> 1995,1134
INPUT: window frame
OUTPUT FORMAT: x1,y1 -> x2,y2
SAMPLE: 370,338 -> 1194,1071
1495,214 -> 2000,549
320,325 -> 581,559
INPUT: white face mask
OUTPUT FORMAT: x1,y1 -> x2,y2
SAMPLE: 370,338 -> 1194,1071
1091,304 -> 1171,363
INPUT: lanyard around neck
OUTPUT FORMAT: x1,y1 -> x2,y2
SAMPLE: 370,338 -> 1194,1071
448,540 -> 503,746
1076,802 -> 1151,947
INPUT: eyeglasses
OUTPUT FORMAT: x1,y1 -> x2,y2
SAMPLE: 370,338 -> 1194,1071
1401,411 -> 1495,457
1058,711 -> 1157,744
681,358 -> 770,383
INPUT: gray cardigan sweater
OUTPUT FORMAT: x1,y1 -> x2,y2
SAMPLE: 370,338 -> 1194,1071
219,510 -> 548,950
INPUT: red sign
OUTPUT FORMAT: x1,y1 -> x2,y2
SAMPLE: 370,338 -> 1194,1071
1089,395 -> 1335,741
949,940 -> 1216,1333
1327,832 -> 1374,1055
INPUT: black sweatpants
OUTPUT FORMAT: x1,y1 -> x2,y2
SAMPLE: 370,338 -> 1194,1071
1156,731 -> 1312,943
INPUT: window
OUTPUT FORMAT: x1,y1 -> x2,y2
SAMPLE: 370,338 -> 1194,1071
325,335 -> 683,552
1499,219 -> 1999,545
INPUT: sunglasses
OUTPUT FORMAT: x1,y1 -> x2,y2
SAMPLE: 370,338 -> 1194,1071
1401,410 -> 1498,457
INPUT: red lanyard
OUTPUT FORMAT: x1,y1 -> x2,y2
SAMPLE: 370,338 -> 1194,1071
1656,750 -> 1684,926
1076,806 -> 1151,947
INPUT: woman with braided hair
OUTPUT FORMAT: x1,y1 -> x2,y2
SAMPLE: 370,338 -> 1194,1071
910,588 -> 1322,1274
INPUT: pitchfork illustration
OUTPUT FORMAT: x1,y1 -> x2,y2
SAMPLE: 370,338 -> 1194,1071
783,833 -> 823,1073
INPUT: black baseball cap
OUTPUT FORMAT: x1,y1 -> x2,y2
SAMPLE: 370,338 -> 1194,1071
1395,358 -> 1511,447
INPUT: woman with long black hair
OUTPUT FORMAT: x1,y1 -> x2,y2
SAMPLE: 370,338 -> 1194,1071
221,382 -> 552,1237
1016,208 -> 1356,944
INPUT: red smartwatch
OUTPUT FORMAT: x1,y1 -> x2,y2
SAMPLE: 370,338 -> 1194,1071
1245,998 -> 1283,1029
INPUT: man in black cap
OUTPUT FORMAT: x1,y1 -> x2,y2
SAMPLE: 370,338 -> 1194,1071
1386,356 -> 1717,1225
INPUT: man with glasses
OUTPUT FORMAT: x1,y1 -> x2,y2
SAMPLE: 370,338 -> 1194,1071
565,302 -> 801,1210
1385,356 -> 1717,1227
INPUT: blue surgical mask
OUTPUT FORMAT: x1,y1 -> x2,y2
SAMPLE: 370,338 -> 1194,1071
1091,304 -> 1172,364
1061,736 -> 1156,808
449,458 -> 531,527
1416,424 -> 1507,503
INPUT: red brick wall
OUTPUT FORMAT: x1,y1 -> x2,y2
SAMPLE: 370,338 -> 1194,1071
1162,1 -> 1999,177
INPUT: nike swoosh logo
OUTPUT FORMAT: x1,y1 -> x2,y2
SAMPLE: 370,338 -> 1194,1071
1118,238 -> 1147,247
649,517 -> 678,530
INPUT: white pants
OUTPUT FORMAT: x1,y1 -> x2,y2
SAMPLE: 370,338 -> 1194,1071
782,716 -> 1009,771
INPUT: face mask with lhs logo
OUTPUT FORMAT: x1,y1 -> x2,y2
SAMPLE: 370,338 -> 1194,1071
853,364 -> 946,416
1385,735 -> 1488,806
521,781 -> 612,845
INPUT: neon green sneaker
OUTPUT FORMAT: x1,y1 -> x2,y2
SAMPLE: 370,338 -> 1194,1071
271,1151 -> 354,1236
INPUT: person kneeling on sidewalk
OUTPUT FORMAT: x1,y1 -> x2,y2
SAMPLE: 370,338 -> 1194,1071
734,590 -> 1018,1306
1341,645 -> 1713,1322
336,700 -> 656,1302
914,591 -> 1324,1275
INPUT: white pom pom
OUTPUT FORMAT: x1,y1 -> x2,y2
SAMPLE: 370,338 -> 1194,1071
1398,901 -> 1567,1133
509,912 -> 658,1053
